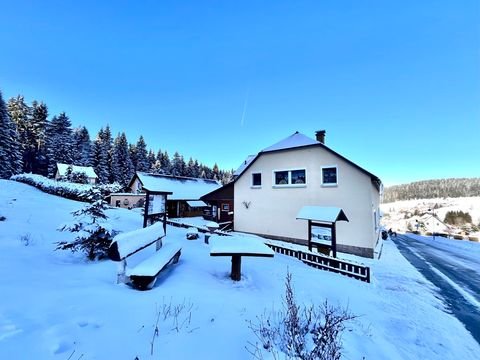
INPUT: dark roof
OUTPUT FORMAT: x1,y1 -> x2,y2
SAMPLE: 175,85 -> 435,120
234,132 -> 382,191
200,181 -> 234,201
128,172 -> 221,200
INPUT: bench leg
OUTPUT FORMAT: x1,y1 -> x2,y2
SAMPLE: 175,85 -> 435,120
173,250 -> 181,264
117,259 -> 127,284
231,255 -> 242,281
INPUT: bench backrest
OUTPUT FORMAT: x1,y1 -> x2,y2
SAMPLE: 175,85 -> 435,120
108,222 -> 165,261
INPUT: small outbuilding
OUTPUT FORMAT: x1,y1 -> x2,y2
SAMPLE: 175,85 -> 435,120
125,172 -> 221,218
200,181 -> 234,226
55,163 -> 98,184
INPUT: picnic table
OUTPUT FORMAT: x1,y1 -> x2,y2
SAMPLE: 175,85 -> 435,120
209,235 -> 274,281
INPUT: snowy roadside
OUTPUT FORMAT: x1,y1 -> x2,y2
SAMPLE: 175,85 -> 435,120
1,180 -> 479,359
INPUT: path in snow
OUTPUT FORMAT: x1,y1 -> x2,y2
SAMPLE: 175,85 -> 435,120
392,234 -> 480,344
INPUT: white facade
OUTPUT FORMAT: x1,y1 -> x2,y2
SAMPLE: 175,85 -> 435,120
233,136 -> 381,258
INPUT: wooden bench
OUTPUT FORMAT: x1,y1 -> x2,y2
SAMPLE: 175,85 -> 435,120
108,222 -> 182,290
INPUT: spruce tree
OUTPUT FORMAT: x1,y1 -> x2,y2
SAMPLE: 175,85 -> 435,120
147,149 -> 156,171
46,112 -> 74,177
30,101 -> 49,175
129,143 -> 137,171
73,126 -> 92,166
57,187 -> 114,260
186,157 -> 195,177
160,150 -> 171,174
92,128 -> 109,184
171,151 -> 186,176
112,132 -> 134,187
135,136 -> 149,172
102,125 -> 114,182
0,91 -> 23,178
7,95 -> 32,172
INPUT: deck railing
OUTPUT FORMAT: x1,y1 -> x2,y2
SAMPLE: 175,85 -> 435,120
266,242 -> 371,283
167,219 -> 370,282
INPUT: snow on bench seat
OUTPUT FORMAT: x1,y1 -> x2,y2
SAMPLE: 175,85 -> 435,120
127,241 -> 182,290
109,222 -> 165,261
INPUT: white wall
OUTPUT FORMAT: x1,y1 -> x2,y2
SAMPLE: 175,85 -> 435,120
234,146 -> 379,252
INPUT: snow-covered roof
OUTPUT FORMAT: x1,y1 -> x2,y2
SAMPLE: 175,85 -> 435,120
296,206 -> 349,223
262,131 -> 319,152
186,200 -> 207,207
233,131 -> 382,190
57,163 -> 98,178
234,155 -> 256,176
135,172 -> 221,200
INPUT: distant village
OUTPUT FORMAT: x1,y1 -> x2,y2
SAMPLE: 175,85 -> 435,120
381,197 -> 480,241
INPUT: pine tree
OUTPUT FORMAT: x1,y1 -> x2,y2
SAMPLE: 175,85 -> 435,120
57,187 -> 114,260
171,151 -> 186,176
112,132 -> 134,187
193,160 -> 201,178
160,151 -> 171,174
46,112 -> 74,177
92,128 -> 109,184
129,143 -> 137,172
72,126 -> 92,166
147,149 -> 156,171
30,101 -> 49,175
0,91 -> 23,178
102,125 -> 114,182
135,136 -> 149,172
185,157 -> 195,177
213,163 -> 220,180
7,95 -> 32,172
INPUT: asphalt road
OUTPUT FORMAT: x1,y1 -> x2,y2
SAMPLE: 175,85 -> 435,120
392,234 -> 480,344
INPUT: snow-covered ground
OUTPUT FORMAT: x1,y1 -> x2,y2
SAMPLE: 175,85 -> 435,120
1,180 -> 479,359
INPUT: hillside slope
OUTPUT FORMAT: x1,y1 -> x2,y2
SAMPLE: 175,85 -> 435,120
384,178 -> 480,202
1,180 -> 479,359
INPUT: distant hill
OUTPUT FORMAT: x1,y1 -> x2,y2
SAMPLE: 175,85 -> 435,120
383,178 -> 480,203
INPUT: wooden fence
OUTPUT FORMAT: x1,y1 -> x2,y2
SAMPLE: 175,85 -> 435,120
166,219 -> 370,283
266,242 -> 371,283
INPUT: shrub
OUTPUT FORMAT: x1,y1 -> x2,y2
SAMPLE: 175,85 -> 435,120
247,272 -> 356,360
57,188 -> 116,260
11,173 -> 121,202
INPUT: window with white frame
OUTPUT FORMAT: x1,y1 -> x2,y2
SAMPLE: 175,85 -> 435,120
273,169 -> 306,186
321,166 -> 337,186
252,172 -> 262,187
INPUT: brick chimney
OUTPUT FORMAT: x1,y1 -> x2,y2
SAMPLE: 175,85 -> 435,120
315,130 -> 326,144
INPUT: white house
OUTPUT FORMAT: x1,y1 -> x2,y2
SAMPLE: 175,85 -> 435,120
233,131 -> 383,258
55,163 -> 98,184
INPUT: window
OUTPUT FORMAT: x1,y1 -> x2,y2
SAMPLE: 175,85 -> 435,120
275,171 -> 289,185
291,170 -> 306,184
273,169 -> 306,186
321,166 -> 337,186
252,173 -> 262,187
221,203 -> 230,212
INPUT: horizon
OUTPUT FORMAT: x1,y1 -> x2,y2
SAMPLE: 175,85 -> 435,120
1,1 -> 479,187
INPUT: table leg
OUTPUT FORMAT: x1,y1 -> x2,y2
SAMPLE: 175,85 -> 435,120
231,255 -> 242,281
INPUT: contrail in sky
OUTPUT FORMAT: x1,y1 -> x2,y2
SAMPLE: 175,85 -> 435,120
241,88 -> 249,127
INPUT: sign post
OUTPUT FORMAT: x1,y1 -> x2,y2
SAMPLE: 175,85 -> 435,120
143,190 -> 172,233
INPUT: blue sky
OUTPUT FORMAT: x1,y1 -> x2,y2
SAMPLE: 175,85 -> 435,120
1,0 -> 479,186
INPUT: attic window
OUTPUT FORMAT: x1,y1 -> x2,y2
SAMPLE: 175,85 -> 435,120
273,169 -> 306,187
322,166 -> 337,186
